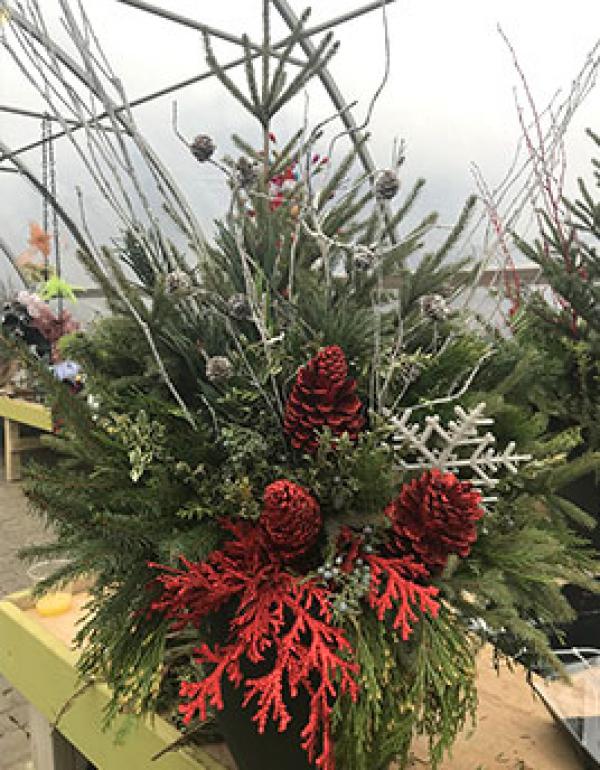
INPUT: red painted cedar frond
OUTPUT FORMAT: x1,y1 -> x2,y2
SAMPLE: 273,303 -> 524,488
365,553 -> 440,640
151,519 -> 359,770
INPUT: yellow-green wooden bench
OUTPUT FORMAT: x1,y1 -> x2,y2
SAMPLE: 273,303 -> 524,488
0,396 -> 52,482
0,587 -> 230,770
0,586 -> 584,770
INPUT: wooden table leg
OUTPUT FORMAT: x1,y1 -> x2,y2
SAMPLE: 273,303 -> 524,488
3,417 -> 21,482
29,705 -> 89,770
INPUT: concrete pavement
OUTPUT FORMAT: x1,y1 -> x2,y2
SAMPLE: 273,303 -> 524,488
0,474 -> 49,770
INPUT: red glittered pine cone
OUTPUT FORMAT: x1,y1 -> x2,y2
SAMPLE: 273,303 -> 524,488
260,480 -> 322,564
385,469 -> 484,571
283,345 -> 364,453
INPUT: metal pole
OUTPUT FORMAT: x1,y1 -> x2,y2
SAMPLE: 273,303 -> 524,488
0,0 -> 398,163
115,0 -> 304,65
0,104 -> 124,129
0,104 -> 82,124
117,0 -> 398,56
0,234 -> 27,286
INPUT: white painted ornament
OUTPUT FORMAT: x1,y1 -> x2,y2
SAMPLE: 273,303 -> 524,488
390,402 -> 531,502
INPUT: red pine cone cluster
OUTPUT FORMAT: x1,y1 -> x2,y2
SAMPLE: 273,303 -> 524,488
385,469 -> 484,570
260,480 -> 322,564
283,345 -> 364,453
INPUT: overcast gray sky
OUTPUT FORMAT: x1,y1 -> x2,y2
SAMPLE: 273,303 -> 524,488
0,0 -> 599,285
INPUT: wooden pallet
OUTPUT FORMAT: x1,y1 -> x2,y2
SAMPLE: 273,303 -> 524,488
0,396 -> 52,481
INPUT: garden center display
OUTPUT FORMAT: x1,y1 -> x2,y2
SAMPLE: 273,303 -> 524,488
0,3 -> 599,770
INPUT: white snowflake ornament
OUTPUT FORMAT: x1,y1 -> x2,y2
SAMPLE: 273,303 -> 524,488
390,402 -> 530,502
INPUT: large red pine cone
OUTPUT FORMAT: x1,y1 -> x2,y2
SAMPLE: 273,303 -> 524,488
283,345 -> 364,453
385,469 -> 484,570
260,480 -> 322,564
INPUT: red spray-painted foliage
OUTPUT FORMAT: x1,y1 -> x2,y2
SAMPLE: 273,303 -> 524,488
151,520 -> 359,770
364,553 -> 440,641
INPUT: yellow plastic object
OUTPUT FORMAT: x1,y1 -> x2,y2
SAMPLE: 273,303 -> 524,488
35,591 -> 73,617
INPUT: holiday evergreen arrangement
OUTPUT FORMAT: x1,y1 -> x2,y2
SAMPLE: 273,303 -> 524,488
1,4 -> 600,770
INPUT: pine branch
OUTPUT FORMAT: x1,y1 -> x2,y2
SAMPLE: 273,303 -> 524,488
203,32 -> 260,121
269,34 -> 340,117
242,33 -> 261,115
264,8 -> 311,117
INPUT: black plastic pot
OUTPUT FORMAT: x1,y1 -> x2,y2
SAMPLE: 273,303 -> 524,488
205,609 -> 316,770
555,472 -> 600,648
214,671 -> 314,770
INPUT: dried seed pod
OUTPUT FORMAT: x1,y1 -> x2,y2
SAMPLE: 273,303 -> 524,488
190,134 -> 216,162
206,355 -> 233,383
375,169 -> 400,201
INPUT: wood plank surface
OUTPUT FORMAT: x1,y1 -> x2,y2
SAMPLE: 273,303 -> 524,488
0,396 -> 52,432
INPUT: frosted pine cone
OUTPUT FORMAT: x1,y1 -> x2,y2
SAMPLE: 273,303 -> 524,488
420,293 -> 450,321
353,252 -> 373,272
375,170 -> 400,201
227,293 -> 251,320
191,134 -> 215,162
284,345 -> 364,453
165,270 -> 192,294
206,356 -> 233,383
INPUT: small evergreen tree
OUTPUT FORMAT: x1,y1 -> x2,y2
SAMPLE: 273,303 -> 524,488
515,129 -> 600,449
